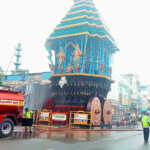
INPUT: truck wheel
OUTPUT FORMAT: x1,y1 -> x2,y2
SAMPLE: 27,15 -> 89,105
0,118 -> 14,138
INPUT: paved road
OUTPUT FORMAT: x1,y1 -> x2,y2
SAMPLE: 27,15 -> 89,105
0,129 -> 149,150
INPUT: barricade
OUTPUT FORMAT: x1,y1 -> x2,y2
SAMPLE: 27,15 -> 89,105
69,111 -> 92,129
36,109 -> 51,125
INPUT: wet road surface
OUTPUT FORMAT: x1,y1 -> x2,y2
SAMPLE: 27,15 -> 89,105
0,128 -> 149,150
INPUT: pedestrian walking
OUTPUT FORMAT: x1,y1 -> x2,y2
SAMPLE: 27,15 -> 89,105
141,112 -> 150,143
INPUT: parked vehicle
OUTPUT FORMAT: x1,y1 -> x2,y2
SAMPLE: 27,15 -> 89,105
0,90 -> 24,138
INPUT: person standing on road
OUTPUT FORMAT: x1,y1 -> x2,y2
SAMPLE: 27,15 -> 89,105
24,108 -> 33,133
141,112 -> 150,143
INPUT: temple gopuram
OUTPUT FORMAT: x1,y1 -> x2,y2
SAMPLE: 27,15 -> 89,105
45,0 -> 118,126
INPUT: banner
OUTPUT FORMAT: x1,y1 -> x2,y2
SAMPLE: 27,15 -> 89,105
52,113 -> 66,121
0,100 -> 23,106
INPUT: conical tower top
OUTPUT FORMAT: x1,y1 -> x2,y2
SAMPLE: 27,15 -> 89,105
73,0 -> 93,2
47,0 -> 112,41
73,0 -> 94,6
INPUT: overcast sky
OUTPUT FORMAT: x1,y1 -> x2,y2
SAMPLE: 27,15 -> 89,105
0,0 -> 150,84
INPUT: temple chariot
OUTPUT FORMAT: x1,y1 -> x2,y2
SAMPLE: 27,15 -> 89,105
45,0 -> 118,126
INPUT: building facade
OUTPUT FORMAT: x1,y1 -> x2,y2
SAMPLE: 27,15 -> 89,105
2,72 -> 51,110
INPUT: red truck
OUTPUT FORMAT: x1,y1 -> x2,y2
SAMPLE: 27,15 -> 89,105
0,90 -> 24,138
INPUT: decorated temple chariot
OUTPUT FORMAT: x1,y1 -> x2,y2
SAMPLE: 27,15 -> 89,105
45,0 -> 118,126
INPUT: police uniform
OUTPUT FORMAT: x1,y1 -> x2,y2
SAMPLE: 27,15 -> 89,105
22,110 -> 33,126
142,114 -> 150,143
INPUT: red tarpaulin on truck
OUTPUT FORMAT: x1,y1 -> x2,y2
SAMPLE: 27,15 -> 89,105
0,90 -> 24,101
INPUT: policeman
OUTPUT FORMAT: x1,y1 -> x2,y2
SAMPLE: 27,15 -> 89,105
141,112 -> 150,143
24,108 -> 33,133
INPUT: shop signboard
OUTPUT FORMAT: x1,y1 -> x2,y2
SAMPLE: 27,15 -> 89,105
52,113 -> 66,121
74,113 -> 88,125
120,105 -> 128,109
